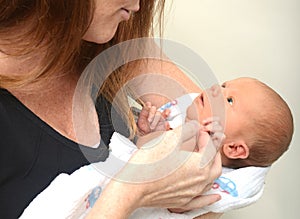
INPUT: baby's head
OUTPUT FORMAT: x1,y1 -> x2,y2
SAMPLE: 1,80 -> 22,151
187,77 -> 294,168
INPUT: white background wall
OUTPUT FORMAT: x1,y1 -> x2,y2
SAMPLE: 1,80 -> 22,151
161,0 -> 300,218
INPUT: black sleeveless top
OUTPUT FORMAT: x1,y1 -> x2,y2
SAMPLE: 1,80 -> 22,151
0,89 -> 129,219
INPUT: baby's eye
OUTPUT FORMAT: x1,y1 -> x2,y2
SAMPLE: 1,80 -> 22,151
227,97 -> 234,105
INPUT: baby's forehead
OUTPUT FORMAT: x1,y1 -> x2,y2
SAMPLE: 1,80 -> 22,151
227,78 -> 267,94
225,77 -> 259,85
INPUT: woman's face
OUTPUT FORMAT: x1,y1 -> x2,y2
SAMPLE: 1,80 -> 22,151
83,0 -> 140,43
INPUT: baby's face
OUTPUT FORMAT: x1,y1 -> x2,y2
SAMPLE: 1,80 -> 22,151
186,84 -> 224,124
186,77 -> 264,140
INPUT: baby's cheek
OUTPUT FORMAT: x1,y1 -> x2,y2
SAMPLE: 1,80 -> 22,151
186,102 -> 201,122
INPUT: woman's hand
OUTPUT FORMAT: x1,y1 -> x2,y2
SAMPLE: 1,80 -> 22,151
87,121 -> 222,218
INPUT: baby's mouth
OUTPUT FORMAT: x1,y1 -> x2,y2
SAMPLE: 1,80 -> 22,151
198,92 -> 204,107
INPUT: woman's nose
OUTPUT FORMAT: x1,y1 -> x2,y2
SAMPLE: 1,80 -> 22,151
131,0 -> 140,12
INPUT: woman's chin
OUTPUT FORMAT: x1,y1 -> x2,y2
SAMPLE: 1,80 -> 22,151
83,29 -> 117,44
83,35 -> 113,44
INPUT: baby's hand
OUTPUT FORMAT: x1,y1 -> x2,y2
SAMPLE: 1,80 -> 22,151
137,102 -> 170,136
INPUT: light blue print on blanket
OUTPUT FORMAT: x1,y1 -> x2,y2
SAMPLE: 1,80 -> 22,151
213,176 -> 238,197
87,186 -> 102,208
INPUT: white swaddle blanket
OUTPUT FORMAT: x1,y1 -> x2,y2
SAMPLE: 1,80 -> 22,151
21,93 -> 270,218
21,132 -> 270,219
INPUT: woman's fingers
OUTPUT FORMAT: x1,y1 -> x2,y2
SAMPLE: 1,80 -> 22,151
198,132 -> 222,168
180,137 -> 198,151
174,120 -> 200,146
211,132 -> 226,150
130,128 -> 222,210
169,194 -> 221,213
207,152 -> 222,179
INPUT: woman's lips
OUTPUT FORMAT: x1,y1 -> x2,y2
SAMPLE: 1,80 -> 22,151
122,8 -> 130,13
120,8 -> 131,21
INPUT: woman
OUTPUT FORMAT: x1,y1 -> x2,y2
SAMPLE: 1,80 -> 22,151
0,0 -> 222,218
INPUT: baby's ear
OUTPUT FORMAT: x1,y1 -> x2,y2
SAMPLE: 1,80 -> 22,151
222,140 -> 249,159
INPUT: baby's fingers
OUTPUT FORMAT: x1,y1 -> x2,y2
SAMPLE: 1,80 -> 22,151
149,111 -> 165,130
148,105 -> 157,123
161,108 -> 170,119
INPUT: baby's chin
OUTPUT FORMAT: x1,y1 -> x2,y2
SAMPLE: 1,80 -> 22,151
186,104 -> 200,122
185,113 -> 197,123
185,115 -> 202,127
186,107 -> 207,124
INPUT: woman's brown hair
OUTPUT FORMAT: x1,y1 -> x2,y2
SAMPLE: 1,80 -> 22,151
0,0 -> 93,87
0,0 -> 166,137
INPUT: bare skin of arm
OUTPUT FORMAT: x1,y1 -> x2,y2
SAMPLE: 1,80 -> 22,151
126,57 -> 202,107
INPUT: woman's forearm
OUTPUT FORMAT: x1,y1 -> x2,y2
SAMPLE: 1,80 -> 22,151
85,180 -> 142,219
86,123 -> 221,218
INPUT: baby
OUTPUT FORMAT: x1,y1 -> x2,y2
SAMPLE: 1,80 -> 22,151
137,77 -> 294,169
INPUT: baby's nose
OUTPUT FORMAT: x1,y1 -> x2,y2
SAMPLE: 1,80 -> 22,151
209,84 -> 222,97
